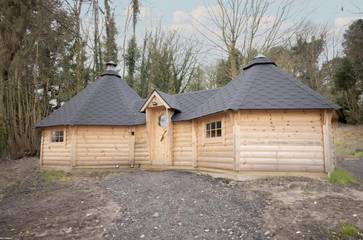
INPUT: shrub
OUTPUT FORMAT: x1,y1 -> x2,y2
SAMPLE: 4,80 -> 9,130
329,168 -> 360,185
340,223 -> 360,237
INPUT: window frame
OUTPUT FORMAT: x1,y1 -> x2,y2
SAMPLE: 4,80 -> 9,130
205,120 -> 222,139
51,130 -> 65,143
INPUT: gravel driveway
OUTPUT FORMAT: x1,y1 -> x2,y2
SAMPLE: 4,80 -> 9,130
1,158 -> 363,240
100,171 -> 267,240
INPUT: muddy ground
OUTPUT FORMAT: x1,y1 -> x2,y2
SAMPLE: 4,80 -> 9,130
0,158 -> 363,240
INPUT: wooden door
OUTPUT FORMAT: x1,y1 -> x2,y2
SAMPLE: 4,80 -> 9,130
149,107 -> 169,165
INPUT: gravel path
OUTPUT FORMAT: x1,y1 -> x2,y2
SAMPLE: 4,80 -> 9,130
100,171 -> 267,240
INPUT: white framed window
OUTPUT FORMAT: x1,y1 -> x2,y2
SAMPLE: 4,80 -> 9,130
51,130 -> 64,142
206,121 -> 222,138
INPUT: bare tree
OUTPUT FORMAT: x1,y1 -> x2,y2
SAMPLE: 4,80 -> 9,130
197,0 -> 303,78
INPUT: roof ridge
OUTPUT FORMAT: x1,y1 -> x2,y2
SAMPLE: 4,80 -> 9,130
173,87 -> 221,96
228,71 -> 255,109
275,67 -> 337,108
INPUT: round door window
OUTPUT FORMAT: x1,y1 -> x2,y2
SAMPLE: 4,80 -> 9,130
158,114 -> 168,128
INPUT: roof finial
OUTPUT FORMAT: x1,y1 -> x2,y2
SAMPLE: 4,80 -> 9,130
255,54 -> 266,59
106,61 -> 117,71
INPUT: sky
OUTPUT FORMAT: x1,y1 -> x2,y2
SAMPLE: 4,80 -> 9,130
90,0 -> 363,64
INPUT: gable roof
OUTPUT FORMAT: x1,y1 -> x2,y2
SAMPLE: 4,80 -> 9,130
36,70 -> 145,128
140,89 -> 181,112
171,56 -> 339,121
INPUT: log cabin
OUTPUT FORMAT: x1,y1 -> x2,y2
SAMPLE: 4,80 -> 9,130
36,55 -> 340,174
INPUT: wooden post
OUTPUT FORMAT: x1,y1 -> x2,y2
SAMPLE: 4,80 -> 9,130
192,119 -> 198,168
166,109 -> 174,165
322,110 -> 333,173
71,127 -> 77,167
233,112 -> 240,171
129,127 -> 135,167
145,109 -> 153,164
39,130 -> 44,166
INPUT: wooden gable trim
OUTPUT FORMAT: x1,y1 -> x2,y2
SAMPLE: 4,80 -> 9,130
140,90 -> 172,112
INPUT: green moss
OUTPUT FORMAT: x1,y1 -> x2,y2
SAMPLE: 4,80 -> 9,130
41,170 -> 71,182
340,223 -> 360,237
329,168 -> 360,185
353,151 -> 363,158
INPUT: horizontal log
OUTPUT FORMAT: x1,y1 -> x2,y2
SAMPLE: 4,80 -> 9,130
241,151 -> 323,159
239,145 -> 323,152
238,163 -> 324,172
197,161 -> 233,170
197,156 -> 233,163
239,157 -> 323,165
76,143 -> 129,148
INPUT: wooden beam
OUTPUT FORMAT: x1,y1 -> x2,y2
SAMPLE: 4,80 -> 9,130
145,109 -> 153,164
322,110 -> 334,173
233,112 -> 241,171
192,119 -> 198,168
166,109 -> 174,165
71,127 -> 77,167
39,130 -> 44,166
129,126 -> 135,167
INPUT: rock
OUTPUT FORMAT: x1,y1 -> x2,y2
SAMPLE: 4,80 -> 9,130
264,231 -> 270,236
296,231 -> 301,234
204,228 -> 210,232
152,212 -> 160,218
140,234 -> 145,238
35,231 -> 48,237
64,227 -> 72,234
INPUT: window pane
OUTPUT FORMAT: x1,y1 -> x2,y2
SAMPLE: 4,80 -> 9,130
211,130 -> 216,137
206,123 -> 210,130
52,131 -> 64,142
206,131 -> 210,138
216,121 -> 221,129
211,122 -> 216,129
216,129 -> 222,137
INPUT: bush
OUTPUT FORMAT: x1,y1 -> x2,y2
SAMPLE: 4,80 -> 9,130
329,168 -> 360,185
340,223 -> 360,237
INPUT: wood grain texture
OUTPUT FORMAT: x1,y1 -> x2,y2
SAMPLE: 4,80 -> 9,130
238,110 -> 325,172
173,121 -> 193,166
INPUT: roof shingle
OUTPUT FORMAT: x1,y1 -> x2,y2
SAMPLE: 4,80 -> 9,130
37,56 -> 339,128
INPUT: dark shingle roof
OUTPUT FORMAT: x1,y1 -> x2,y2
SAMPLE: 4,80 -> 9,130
171,56 -> 339,121
36,70 -> 145,128
37,56 -> 339,127
155,90 -> 181,111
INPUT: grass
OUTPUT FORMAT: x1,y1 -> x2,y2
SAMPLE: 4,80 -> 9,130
340,223 -> 360,238
41,170 -> 71,182
353,151 -> 363,158
40,169 -> 116,182
329,168 -> 360,185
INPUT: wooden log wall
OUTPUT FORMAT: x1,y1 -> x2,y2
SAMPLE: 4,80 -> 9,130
40,109 -> 334,173
74,126 -> 130,167
173,121 -> 193,166
237,110 -> 325,172
134,125 -> 150,165
196,112 -> 234,170
41,127 -> 71,166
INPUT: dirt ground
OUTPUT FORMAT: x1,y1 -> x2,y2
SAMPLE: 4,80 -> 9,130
1,158 -> 363,240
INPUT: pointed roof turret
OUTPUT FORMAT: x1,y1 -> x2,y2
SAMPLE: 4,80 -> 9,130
172,55 -> 339,121
36,63 -> 145,127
